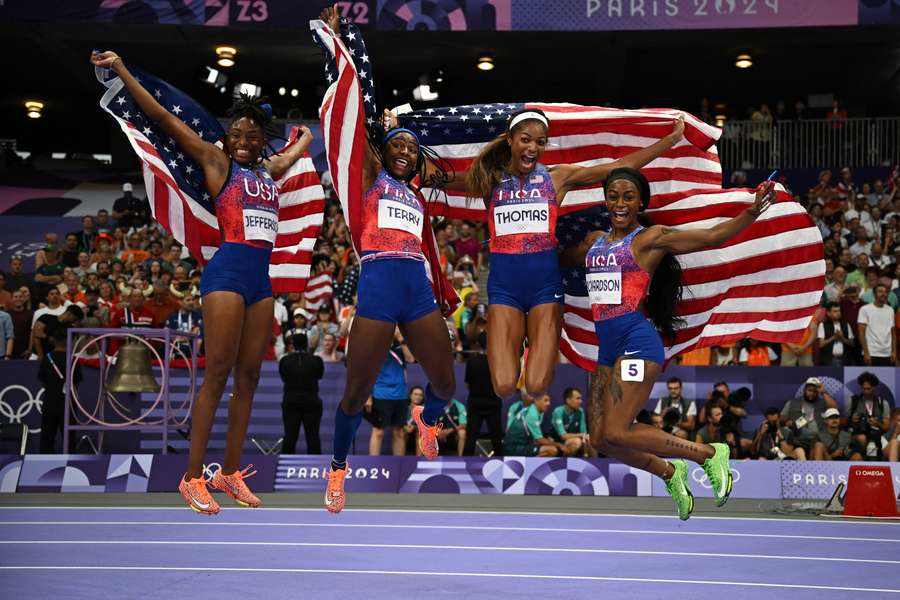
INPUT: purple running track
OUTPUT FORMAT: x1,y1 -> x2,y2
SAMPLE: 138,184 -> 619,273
0,507 -> 898,599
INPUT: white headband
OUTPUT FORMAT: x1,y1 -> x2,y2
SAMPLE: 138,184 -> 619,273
508,111 -> 549,131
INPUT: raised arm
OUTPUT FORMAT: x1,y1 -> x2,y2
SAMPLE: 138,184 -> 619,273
639,181 -> 774,256
559,230 -> 605,268
552,115 -> 685,200
264,126 -> 314,181
90,51 -> 229,195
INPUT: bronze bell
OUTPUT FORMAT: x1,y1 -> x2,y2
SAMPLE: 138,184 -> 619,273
108,340 -> 160,393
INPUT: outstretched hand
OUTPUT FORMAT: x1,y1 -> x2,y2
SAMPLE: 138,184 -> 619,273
319,3 -> 341,34
748,180 -> 775,217
90,50 -> 121,69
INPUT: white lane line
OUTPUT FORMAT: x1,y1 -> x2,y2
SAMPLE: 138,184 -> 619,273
2,540 -> 898,565
2,506 -> 898,525
1,565 -> 898,593
1,521 -> 897,543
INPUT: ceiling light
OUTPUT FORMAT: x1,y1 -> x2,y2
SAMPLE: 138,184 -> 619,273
234,82 -> 261,98
278,87 -> 286,96
202,66 -> 226,87
734,53 -> 752,69
25,100 -> 44,119
290,88 -> 299,97
714,114 -> 726,127
215,46 -> 237,68
477,55 -> 494,71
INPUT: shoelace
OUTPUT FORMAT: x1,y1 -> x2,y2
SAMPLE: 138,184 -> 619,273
327,468 -> 346,495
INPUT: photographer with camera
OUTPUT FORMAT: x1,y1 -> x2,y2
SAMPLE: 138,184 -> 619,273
694,405 -> 737,458
812,408 -> 862,461
652,377 -> 696,440
779,377 -> 838,460
752,407 -> 802,460
848,372 -> 892,459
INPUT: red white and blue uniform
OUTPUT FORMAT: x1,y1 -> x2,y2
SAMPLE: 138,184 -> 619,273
486,163 -> 562,311
586,226 -> 664,366
199,160 -> 279,305
356,169 -> 437,323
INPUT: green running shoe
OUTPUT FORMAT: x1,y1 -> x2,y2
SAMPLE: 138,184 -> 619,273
702,443 -> 733,507
664,459 -> 693,521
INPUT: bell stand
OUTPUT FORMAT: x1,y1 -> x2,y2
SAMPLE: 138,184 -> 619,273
63,327 -> 200,454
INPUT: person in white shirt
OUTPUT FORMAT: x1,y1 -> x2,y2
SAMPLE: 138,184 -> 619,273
31,288 -> 72,326
857,284 -> 897,366
849,226 -> 873,260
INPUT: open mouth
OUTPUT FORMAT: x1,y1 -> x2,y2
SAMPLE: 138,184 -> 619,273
611,209 -> 629,224
519,154 -> 536,171
235,149 -> 251,161
392,157 -> 410,173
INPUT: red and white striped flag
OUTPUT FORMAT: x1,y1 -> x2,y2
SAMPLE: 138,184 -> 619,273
96,65 -> 324,294
303,271 -> 334,310
399,103 -> 824,370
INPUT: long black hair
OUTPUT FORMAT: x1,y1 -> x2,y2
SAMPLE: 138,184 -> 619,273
366,118 -> 453,199
225,93 -> 285,165
605,167 -> 685,343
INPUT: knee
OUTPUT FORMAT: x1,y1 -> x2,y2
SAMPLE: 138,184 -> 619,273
233,365 -> 262,391
493,380 -> 517,401
524,372 -> 552,398
202,363 -> 231,390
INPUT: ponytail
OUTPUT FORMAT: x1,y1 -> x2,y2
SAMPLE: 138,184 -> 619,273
466,134 -> 511,203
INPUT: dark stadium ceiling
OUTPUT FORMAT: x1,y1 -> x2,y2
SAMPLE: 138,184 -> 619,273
2,18 -> 899,154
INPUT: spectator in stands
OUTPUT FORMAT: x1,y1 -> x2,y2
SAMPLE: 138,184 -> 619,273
60,272 -> 83,304
120,233 -> 150,268
436,398 -> 467,456
31,287 -> 69,326
454,221 -> 482,271
780,377 -> 837,460
7,290 -> 32,358
73,252 -> 94,279
141,240 -> 165,272
145,282 -> 179,325
308,304 -> 339,354
817,302 -> 856,366
862,275 -> 899,309
812,408 -> 861,461
37,330 -> 82,453
503,393 -> 563,457
316,332 -> 342,363
822,266 -> 847,304
0,274 -> 10,310
109,288 -> 155,329
808,170 -> 836,210
0,305 -> 12,359
550,387 -> 590,456
166,294 -> 203,355
835,166 -> 856,200
31,304 -> 83,359
96,209 -> 112,233
285,308 -> 312,345
462,331 -> 503,456
780,317 -> 817,366
884,408 -> 900,462
849,372 -> 892,459
278,333 -> 324,455
368,328 -> 415,457
18,286 -> 32,312
752,407 -> 800,460
840,285 -> 864,335
870,243 -> 893,271
112,182 -> 148,229
97,280 -> 118,310
60,234 -> 81,268
849,227 -> 873,260
68,216 -> 97,253
34,233 -> 59,271
857,283 -> 896,366
33,244 -> 65,292
652,377 -> 696,440
4,256 -> 31,292
737,338 -> 777,366
507,392 -> 534,430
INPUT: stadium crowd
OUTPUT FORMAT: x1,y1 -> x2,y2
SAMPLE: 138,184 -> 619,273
1,164 -> 898,458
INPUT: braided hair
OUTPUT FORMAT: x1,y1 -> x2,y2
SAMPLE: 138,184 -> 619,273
366,117 -> 453,195
225,93 -> 284,165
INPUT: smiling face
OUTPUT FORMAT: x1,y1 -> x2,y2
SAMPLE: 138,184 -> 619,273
605,179 -> 643,231
383,132 -> 419,180
226,116 -> 266,166
506,121 -> 547,176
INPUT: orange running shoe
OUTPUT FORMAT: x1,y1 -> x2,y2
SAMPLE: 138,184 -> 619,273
411,405 -> 442,459
325,465 -> 348,514
210,465 -> 261,508
179,474 -> 220,515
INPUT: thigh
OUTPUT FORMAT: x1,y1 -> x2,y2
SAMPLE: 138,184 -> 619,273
344,317 -> 396,402
201,291 -> 247,370
399,309 -> 455,385
233,296 -> 274,373
487,304 -> 526,379
602,358 -> 663,431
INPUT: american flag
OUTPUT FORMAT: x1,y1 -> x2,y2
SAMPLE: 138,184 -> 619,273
95,65 -> 325,293
303,270 -> 334,310
310,17 -> 460,314
399,104 -> 824,370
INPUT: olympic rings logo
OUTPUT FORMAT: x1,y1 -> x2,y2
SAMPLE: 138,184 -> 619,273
202,462 -> 222,479
0,385 -> 44,434
691,466 -> 741,489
